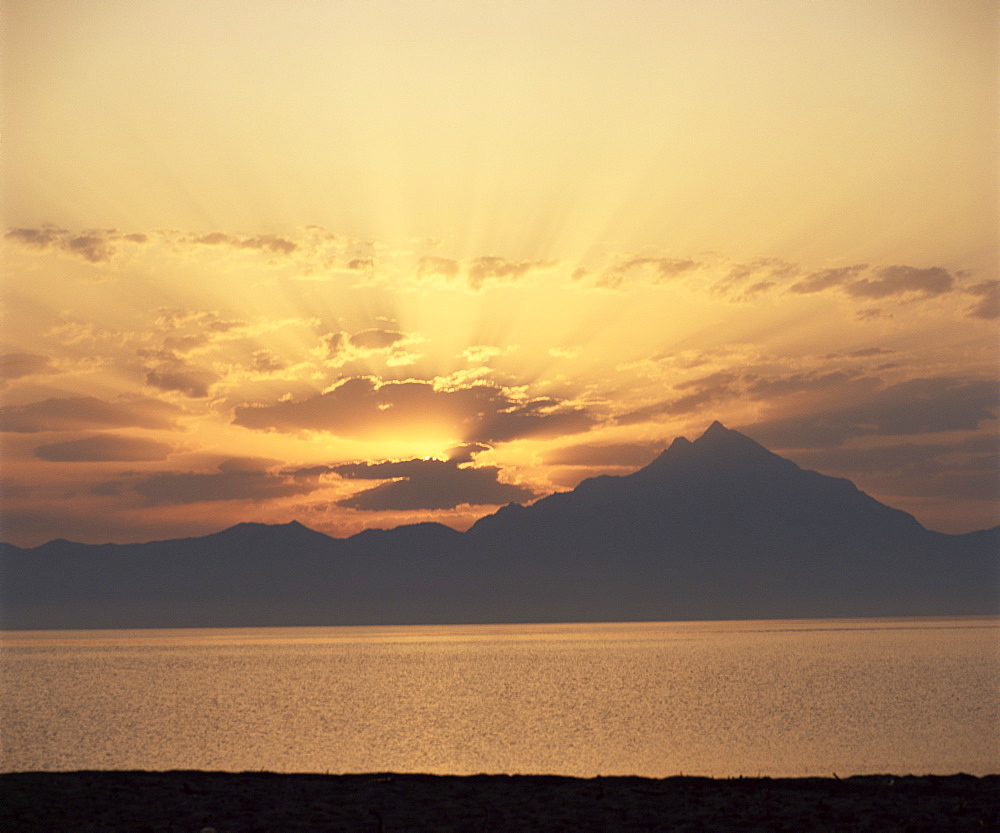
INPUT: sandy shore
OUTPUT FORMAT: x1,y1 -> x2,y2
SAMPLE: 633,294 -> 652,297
2,771 -> 997,832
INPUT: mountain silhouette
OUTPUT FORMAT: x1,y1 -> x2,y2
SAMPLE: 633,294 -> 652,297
2,422 -> 996,628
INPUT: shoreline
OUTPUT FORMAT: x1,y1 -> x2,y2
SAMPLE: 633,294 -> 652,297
3,771 -> 998,831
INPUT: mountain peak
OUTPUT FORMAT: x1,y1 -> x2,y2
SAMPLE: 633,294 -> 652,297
695,420 -> 744,445
692,420 -> 776,458
212,519 -> 328,541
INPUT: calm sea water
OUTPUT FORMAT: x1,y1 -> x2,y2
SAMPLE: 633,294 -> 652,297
2,618 -> 997,777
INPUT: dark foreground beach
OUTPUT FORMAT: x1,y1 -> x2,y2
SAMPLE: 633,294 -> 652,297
2,771 -> 998,832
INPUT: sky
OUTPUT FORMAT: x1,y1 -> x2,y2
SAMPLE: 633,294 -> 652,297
1,0 -> 997,546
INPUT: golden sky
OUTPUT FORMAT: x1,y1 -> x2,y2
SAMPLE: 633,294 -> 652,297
2,0 -> 997,545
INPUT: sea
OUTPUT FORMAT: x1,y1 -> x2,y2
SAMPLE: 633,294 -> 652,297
1,617 -> 997,778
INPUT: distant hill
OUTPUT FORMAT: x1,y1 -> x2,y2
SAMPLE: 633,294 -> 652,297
2,422 -> 996,628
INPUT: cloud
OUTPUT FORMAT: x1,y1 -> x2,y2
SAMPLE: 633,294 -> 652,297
577,257 -> 700,290
790,434 -> 999,476
145,364 -> 220,398
62,234 -> 117,263
713,258 -> 799,297
0,395 -> 182,433
330,457 -> 536,511
787,435 -> 999,503
548,346 -> 581,359
319,332 -> 347,358
5,227 -> 65,249
823,347 -> 895,359
845,265 -> 954,299
788,263 -> 958,302
154,308 -> 243,334
743,377 -> 998,448
743,370 -> 854,399
466,256 -> 554,290
346,256 -> 374,273
617,371 -> 742,424
788,265 -> 868,294
5,227 -> 148,264
735,280 -> 776,302
617,366 -> 992,437
316,328 -> 418,369
855,308 -> 892,321
462,345 -> 503,363
34,434 -> 174,462
232,376 -> 595,444
542,442 -> 662,467
349,329 -> 407,350
0,352 -> 57,385
717,259 -> 971,309
416,256 -> 460,283
132,457 -> 312,504
445,442 -> 491,463
191,232 -> 297,255
965,281 -> 999,319
250,350 -> 286,373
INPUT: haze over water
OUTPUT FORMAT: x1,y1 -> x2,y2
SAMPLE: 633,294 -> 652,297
3,617 -> 996,777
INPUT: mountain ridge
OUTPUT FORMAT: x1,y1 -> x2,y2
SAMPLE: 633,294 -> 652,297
2,422 -> 996,628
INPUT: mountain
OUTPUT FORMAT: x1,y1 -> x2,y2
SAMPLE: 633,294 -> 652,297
2,422 -> 996,628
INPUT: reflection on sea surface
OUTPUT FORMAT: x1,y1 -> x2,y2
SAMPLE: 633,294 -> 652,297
2,617 -> 997,777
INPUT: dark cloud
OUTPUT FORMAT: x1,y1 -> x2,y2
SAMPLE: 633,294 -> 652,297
836,347 -> 895,359
320,332 -> 347,357
145,365 -> 220,398
579,257 -> 700,290
331,457 -> 536,511
743,377 -> 998,448
154,308 -> 242,333
91,480 -> 124,496
161,335 -> 210,355
250,350 -> 286,373
192,232 -> 297,255
542,442 -> 662,467
349,329 -> 407,350
133,457 -> 311,504
714,258 -> 799,297
788,435 -> 1000,504
748,261 -> 961,306
965,281 -> 999,319
0,481 -> 33,499
233,377 -> 595,444
5,227 -> 148,263
618,368 -> 994,440
820,347 -> 894,362
789,434 -> 1000,476
743,371 -> 854,399
0,395 -> 181,433
0,352 -> 57,384
736,280 -> 776,302
445,443 -> 491,464
615,257 -> 700,285
417,256 -> 460,282
346,257 -> 374,272
672,371 -> 739,392
855,308 -> 892,321
618,372 -> 741,424
34,434 -> 174,462
63,234 -> 116,263
788,265 -> 868,294
846,265 -> 953,299
5,226 -> 65,249
466,256 -> 553,290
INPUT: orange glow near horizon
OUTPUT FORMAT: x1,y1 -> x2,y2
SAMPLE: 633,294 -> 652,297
1,0 -> 997,545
